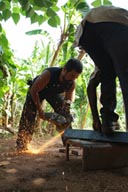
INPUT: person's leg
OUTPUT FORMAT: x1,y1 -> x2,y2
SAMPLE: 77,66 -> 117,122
79,21 -> 119,134
99,55 -> 119,133
16,93 -> 37,151
93,65 -> 119,133
102,23 -> 128,130
87,66 -> 102,131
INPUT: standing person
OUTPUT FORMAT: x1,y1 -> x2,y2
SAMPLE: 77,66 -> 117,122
74,5 -> 128,134
16,58 -> 83,151
87,66 -> 120,134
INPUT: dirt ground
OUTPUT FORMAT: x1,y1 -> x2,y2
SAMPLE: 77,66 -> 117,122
0,134 -> 128,192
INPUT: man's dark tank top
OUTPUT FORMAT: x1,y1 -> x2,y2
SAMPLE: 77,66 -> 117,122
34,67 -> 73,99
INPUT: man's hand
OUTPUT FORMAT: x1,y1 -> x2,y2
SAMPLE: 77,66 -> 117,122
93,119 -> 101,132
62,99 -> 71,114
38,110 -> 46,120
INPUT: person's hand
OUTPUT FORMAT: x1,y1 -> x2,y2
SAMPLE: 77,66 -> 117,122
38,110 -> 45,120
92,119 -> 101,132
62,100 -> 71,114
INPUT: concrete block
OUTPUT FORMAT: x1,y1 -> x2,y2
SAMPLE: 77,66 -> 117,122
66,139 -> 128,171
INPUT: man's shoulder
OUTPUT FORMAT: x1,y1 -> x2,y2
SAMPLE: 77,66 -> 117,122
43,67 -> 61,75
45,66 -> 60,70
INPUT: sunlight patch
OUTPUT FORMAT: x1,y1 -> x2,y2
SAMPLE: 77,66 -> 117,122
5,168 -> 17,173
32,178 -> 46,186
0,161 -> 10,166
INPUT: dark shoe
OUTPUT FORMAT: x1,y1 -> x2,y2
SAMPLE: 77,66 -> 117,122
101,112 -> 120,135
101,120 -> 120,135
101,116 -> 114,135
111,121 -> 120,130
101,125 -> 114,135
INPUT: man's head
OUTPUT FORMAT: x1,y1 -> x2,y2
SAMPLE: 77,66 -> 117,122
61,58 -> 83,82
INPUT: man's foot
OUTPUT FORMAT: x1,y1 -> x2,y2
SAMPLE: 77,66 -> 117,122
101,125 -> 114,135
16,144 -> 28,153
101,112 -> 120,135
101,120 -> 120,135
111,121 -> 120,130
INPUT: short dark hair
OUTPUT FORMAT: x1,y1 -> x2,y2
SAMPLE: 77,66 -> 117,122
64,58 -> 83,73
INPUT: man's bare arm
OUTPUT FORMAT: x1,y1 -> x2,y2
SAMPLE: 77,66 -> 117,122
65,82 -> 76,102
30,70 -> 50,118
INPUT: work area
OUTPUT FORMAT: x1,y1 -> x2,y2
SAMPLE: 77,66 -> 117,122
64,129 -> 128,171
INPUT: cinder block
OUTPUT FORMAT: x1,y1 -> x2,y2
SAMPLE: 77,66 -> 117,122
66,139 -> 128,171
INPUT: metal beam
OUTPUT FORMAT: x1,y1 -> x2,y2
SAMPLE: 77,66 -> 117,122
64,129 -> 128,144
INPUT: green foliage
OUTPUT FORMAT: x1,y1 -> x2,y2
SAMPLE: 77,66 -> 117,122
91,0 -> 112,6
0,2 -> 6,11
91,0 -> 102,7
12,13 -> 20,24
103,0 -> 112,5
0,0 -> 60,26
48,15 -> 60,27
2,9 -> 12,21
26,29 -> 42,35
